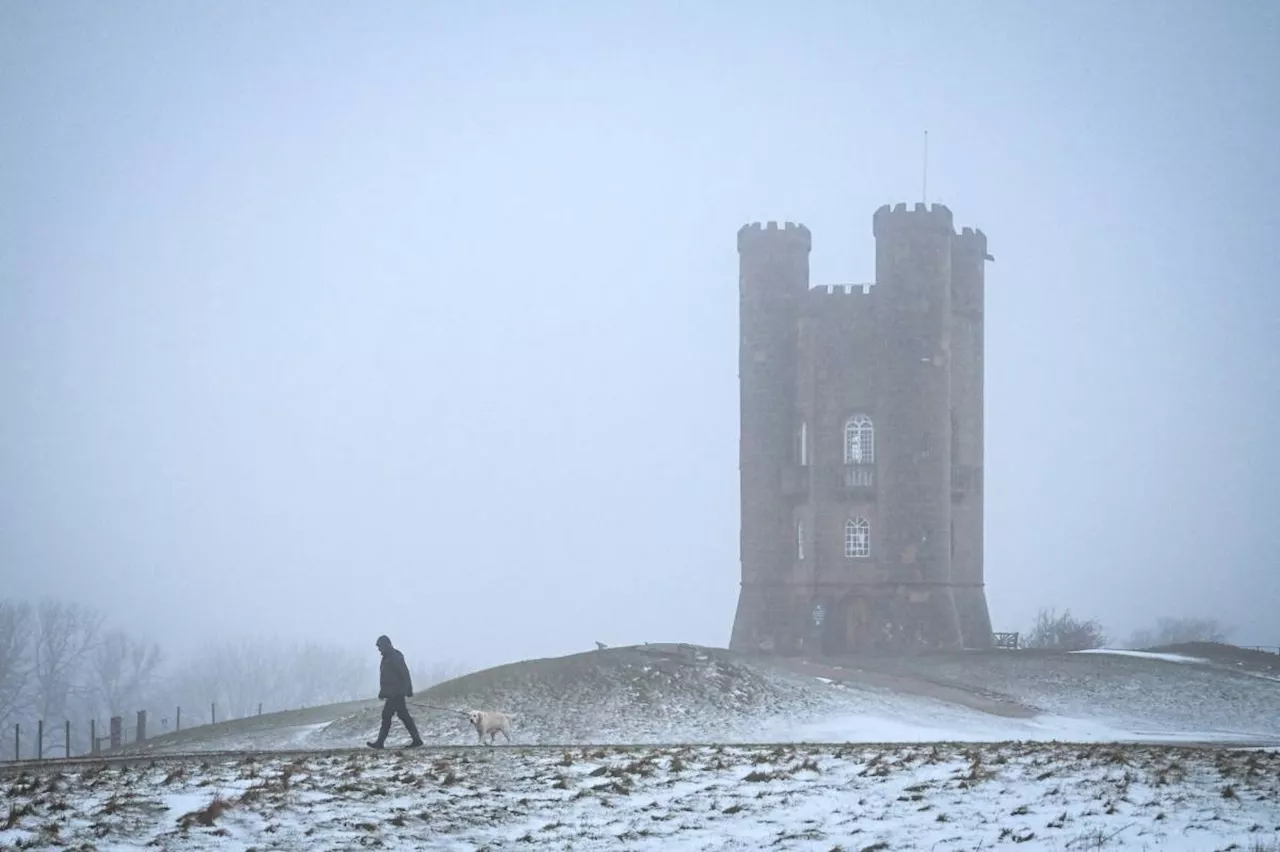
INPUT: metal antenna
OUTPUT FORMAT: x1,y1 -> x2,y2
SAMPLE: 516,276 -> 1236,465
922,130 -> 929,204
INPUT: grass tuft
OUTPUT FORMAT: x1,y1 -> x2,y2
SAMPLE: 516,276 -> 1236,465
4,799 -> 34,830
177,794 -> 231,829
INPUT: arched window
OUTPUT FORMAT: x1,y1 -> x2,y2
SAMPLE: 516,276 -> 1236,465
797,520 -> 805,560
844,415 -> 874,465
796,421 -> 808,467
844,517 -> 870,559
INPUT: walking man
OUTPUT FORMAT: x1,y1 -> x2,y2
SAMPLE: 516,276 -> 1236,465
368,634 -> 424,749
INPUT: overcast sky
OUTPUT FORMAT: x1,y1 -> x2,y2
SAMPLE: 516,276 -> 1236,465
2,0 -> 1276,671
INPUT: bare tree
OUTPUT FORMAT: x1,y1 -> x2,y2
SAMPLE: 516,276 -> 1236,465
1024,607 -> 1107,651
0,600 -> 34,726
274,640 -> 368,710
204,637 -> 279,720
152,639 -> 268,725
1126,627 -> 1155,650
154,636 -> 473,722
169,636 -> 337,720
411,661 -> 470,691
1127,616 -> 1232,649
91,629 -> 164,717
32,599 -> 104,721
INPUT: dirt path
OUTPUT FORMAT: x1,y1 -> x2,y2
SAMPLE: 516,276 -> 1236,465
773,657 -> 1041,719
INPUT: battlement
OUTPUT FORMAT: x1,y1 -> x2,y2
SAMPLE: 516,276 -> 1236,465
872,202 -> 954,237
954,225 -> 994,261
954,225 -> 989,255
738,220 -> 812,253
804,283 -> 875,320
807,283 -> 873,297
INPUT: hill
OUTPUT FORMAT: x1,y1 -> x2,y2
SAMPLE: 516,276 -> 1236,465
117,642 -> 1280,756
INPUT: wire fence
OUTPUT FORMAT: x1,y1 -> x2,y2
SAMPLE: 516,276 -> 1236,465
3,667 -> 466,764
4,700 -> 275,763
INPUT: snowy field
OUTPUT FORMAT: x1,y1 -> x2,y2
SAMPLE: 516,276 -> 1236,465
3,742 -> 1279,851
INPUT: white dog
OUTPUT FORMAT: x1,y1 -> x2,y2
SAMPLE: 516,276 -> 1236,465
468,710 -> 513,745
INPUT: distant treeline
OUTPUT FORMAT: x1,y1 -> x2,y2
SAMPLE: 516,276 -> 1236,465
1021,606 -> 1233,652
0,597 -> 468,756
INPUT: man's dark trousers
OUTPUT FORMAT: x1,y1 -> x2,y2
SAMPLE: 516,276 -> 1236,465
375,696 -> 421,746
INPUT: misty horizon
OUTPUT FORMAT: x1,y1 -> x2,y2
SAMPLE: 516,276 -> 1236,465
2,0 -> 1277,674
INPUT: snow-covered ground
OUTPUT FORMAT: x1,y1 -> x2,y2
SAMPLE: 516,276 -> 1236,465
4,742 -> 1278,850
128,643 -> 1280,755
825,646 -> 1280,746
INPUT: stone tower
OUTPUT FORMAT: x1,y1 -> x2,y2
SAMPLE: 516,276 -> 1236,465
729,203 -> 994,656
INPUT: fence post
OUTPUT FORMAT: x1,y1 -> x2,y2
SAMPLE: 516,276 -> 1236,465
91,719 -> 97,755
13,723 -> 18,761
136,710 -> 147,743
109,716 -> 122,750
65,720 -> 71,758
211,703 -> 216,725
37,720 -> 43,760
176,706 -> 181,732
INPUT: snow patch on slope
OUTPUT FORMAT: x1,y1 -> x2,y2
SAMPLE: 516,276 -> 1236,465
1070,648 -> 1211,665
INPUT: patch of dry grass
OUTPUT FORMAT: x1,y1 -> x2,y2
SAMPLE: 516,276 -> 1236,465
177,793 -> 232,829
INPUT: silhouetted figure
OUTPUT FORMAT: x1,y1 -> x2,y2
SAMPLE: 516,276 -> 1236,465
367,634 -> 423,749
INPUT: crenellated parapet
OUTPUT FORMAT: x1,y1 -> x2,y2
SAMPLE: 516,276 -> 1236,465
872,202 -> 954,237
807,283 -> 874,297
738,220 -> 813,253
802,283 -> 875,319
954,225 -> 994,263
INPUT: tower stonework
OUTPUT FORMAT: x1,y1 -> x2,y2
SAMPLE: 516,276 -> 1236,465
729,221 -> 811,655
729,203 -> 995,656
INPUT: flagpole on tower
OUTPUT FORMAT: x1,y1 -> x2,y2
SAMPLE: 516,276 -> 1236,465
922,130 -> 929,204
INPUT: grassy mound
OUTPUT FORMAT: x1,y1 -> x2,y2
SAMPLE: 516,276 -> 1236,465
317,644 -> 849,746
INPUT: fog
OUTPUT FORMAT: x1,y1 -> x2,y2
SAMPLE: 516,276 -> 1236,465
2,0 -> 1277,676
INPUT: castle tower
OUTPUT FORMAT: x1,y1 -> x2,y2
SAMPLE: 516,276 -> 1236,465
729,204 -> 994,656
948,225 -> 995,644
865,202 -> 962,649
729,221 -> 811,654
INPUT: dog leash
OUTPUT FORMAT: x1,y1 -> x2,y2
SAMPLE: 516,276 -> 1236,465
409,702 -> 470,717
